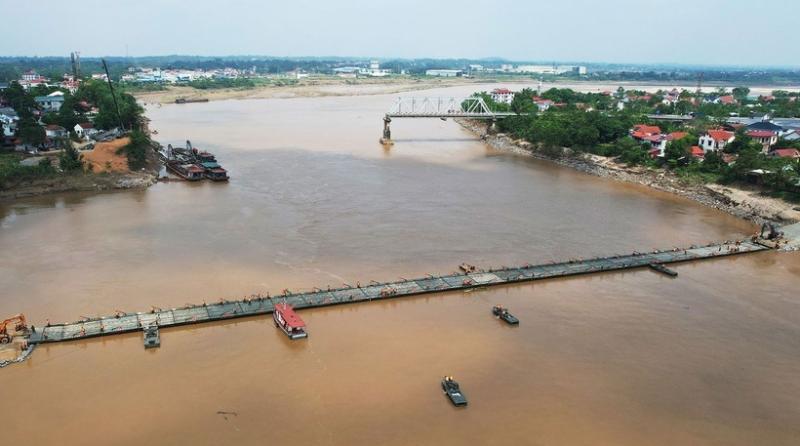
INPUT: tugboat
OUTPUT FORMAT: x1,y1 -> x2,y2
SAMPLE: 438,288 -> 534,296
143,325 -> 160,349
441,376 -> 467,407
492,305 -> 519,325
273,303 -> 308,340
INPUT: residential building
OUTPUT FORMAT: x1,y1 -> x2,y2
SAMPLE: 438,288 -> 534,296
45,124 -> 67,139
361,60 -> 389,77
35,92 -> 65,112
0,107 -> 19,136
745,129 -> 778,152
490,88 -> 515,104
74,122 -> 97,139
698,129 -> 735,153
769,148 -> 800,159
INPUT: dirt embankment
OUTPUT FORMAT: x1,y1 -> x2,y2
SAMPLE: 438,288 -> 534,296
0,137 -> 160,201
458,119 -> 800,225
83,137 -> 132,173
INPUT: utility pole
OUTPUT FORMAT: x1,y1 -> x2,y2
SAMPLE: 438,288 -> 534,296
101,59 -> 125,131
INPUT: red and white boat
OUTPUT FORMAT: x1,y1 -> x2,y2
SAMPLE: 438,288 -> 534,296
273,303 -> 307,339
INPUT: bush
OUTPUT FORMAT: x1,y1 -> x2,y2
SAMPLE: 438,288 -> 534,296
122,130 -> 151,170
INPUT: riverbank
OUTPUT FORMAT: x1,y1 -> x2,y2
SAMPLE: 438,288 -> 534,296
458,119 -> 800,225
0,137 -> 161,202
0,170 -> 158,201
132,76 -> 492,104
132,76 -> 800,105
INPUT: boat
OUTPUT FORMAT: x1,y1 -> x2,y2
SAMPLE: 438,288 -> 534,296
200,161 -> 229,181
648,263 -> 678,277
492,305 -> 519,325
441,376 -> 467,407
175,98 -> 210,104
143,326 -> 160,349
273,303 -> 307,340
166,161 -> 205,181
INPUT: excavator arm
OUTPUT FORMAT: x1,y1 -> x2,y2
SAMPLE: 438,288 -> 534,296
0,314 -> 28,344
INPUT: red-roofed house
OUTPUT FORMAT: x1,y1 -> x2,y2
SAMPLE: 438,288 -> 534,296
698,129 -> 735,153
490,88 -> 514,104
769,148 -> 800,159
630,124 -> 661,139
690,145 -> 705,159
531,96 -> 554,112
716,95 -> 736,105
746,130 -> 778,152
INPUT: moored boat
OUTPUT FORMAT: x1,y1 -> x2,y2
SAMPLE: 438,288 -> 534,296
273,303 -> 307,340
166,161 -> 205,181
492,305 -> 519,325
200,161 -> 229,181
441,376 -> 467,407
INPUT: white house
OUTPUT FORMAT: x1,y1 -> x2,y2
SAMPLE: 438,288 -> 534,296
490,88 -> 515,104
74,122 -> 98,139
34,91 -> 65,112
698,129 -> 735,153
0,107 -> 19,137
45,124 -> 67,139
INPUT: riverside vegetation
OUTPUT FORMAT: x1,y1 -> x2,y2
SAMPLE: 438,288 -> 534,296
474,88 -> 800,204
0,80 -> 155,193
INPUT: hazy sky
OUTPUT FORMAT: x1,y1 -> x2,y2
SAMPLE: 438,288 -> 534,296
2,0 -> 798,66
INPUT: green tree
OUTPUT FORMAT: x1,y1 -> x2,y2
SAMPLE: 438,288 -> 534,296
732,87 -> 750,101
3,82 -> 36,118
58,139 -> 83,171
18,117 -> 45,146
725,129 -> 761,154
664,138 -> 691,163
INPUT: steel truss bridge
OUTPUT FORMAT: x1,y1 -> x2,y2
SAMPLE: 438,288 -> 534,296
381,96 -> 517,143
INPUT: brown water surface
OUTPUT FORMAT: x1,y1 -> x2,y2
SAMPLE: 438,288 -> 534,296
1,86 -> 798,445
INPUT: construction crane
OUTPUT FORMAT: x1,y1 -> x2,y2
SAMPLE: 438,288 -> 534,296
0,314 -> 28,344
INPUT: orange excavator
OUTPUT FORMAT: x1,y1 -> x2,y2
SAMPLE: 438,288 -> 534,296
0,314 -> 27,344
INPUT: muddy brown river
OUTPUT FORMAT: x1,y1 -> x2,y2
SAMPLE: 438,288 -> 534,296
1,85 -> 799,445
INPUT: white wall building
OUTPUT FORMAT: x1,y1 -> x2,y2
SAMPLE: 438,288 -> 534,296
698,129 -> 735,153
425,69 -> 463,77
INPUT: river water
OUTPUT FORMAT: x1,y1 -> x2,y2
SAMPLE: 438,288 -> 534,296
1,85 -> 799,445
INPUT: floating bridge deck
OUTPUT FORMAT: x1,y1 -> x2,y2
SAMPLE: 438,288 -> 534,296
23,239 -> 769,346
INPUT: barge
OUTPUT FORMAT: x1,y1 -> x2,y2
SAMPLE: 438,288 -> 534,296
166,162 -> 205,181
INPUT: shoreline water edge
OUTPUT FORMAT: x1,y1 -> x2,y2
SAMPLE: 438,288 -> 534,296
457,119 -> 800,226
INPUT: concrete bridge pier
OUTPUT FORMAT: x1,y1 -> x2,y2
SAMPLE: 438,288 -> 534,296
487,118 -> 498,135
380,116 -> 393,145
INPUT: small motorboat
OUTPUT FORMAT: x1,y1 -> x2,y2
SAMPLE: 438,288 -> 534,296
273,303 -> 308,340
492,305 -> 519,325
441,376 -> 467,407
143,325 -> 160,349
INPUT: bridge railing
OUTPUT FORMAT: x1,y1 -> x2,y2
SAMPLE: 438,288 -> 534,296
387,97 -> 512,118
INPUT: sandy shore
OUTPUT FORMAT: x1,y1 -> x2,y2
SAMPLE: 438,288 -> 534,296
457,119 -> 800,226
132,76 -> 800,105
132,77 -> 495,104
